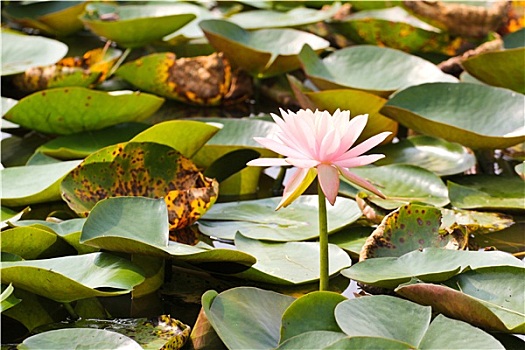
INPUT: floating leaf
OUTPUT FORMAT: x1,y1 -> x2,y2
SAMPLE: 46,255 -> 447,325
516,161 -> 525,179
80,3 -> 196,48
1,32 -> 68,76
1,284 -> 21,312
470,222 -> 525,254
375,135 -> 476,176
2,1 -> 86,36
37,123 -> 149,160
1,252 -> 145,303
328,226 -> 374,259
396,266 -> 525,333
504,28 -> 525,49
1,160 -> 82,207
339,164 -> 449,209
329,6 -> 454,54
381,82 -> 525,149
200,19 -> 330,78
198,195 -> 361,241
163,3 -> 218,44
228,4 -> 340,29
19,328 -> 142,350
440,208 -> 514,235
462,48 -> 525,93
81,197 -> 256,266
202,287 -> 295,350
334,295 -> 504,349
448,175 -> 525,210
299,44 -> 457,97
342,247 -> 523,289
0,206 -> 29,229
4,88 -> 164,135
0,225 -> 73,259
61,142 -> 218,230
277,332 -> 411,349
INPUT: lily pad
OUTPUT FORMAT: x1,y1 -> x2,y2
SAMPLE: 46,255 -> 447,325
329,6 -> 454,54
339,164 -> 450,209
19,328 -> 142,350
381,82 -> 525,149
1,160 -> 82,207
299,44 -> 457,97
334,295 -> 504,349
232,232 -> 352,285
198,195 -> 361,241
440,208 -> 514,235
341,247 -> 523,289
0,225 -> 73,259
200,19 -> 330,78
396,266 -> 525,333
328,226 -> 374,259
516,162 -> 525,179
374,135 -> 476,176
81,196 -> 256,266
202,287 -> 295,350
1,252 -> 145,303
1,284 -> 21,312
61,142 -> 218,230
80,3 -> 196,48
3,88 -> 164,135
2,1 -> 86,36
1,32 -> 68,76
228,4 -> 341,29
163,3 -> 218,44
462,48 -> 525,93
504,28 -> 525,49
37,123 -> 149,160
448,175 -> 525,210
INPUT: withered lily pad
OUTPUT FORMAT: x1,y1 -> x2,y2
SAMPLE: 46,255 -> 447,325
381,83 -> 525,149
3,88 -> 164,135
299,44 -> 457,97
200,19 -> 330,78
80,3 -> 196,48
61,142 -> 218,230
396,266 -> 525,334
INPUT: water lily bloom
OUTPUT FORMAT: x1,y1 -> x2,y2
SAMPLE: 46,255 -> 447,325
248,108 -> 390,209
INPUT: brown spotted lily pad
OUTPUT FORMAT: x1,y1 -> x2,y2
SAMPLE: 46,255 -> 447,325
116,52 -> 251,106
60,142 -> 218,230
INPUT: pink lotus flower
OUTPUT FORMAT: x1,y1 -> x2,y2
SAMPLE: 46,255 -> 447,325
248,108 -> 390,209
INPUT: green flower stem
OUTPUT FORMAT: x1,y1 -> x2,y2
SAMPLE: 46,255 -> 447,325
318,181 -> 329,291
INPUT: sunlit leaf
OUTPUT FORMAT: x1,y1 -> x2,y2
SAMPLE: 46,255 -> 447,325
1,284 -> 21,312
277,332 -> 411,349
382,82 -> 525,149
163,3 -> 218,44
1,32 -> 68,76
1,160 -> 82,207
0,225 -> 73,259
299,44 -> 457,97
80,3 -> 196,48
396,266 -> 525,333
200,19 -> 330,78
1,252 -> 145,303
342,247 -> 523,289
198,195 -> 361,241
4,88 -> 164,135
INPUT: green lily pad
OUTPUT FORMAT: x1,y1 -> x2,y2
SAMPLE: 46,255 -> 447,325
1,160 -> 82,207
381,82 -> 525,149
61,142 -> 218,230
2,1 -> 86,36
334,295 -> 504,349
448,175 -> 525,210
299,44 -> 457,97
1,284 -> 21,312
202,287 -> 295,350
19,328 -> 142,350
80,3 -> 196,48
339,164 -> 449,209
462,48 -> 525,93
0,225 -> 73,259
329,6 -> 454,54
0,206 -> 29,229
1,32 -> 68,76
191,118 -> 279,195
1,252 -> 145,303
504,28 -> 525,49
516,161 -> 525,179
277,332 -> 412,349
81,196 -> 256,266
228,4 -> 341,29
470,222 -> 525,254
198,195 -> 361,241
280,291 -> 346,342
396,266 -> 525,333
232,232 -> 352,285
162,3 -> 218,44
374,135 -> 476,176
199,19 -> 330,78
341,247 -> 523,290
328,226 -> 374,259
3,88 -> 164,135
